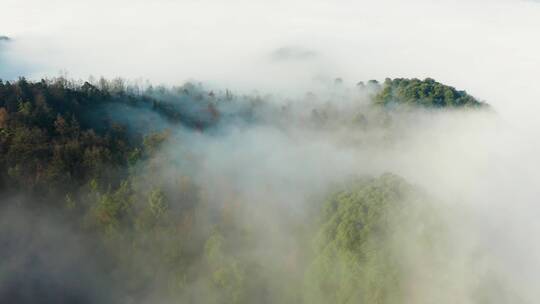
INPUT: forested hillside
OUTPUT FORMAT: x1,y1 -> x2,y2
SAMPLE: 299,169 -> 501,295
2,77 -> 514,304
0,77 -> 237,198
374,78 -> 486,108
0,76 -> 486,197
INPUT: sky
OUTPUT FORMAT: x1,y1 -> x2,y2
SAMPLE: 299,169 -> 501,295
1,0 -> 540,117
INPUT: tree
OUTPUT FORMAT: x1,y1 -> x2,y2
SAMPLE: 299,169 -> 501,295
54,114 -> 68,136
304,174 -> 422,304
374,78 -> 486,108
0,107 -> 8,128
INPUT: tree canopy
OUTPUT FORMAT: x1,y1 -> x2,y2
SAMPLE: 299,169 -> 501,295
374,78 -> 486,108
0,76 -> 505,304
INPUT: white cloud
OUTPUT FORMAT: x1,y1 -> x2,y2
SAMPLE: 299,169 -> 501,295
1,0 -> 539,119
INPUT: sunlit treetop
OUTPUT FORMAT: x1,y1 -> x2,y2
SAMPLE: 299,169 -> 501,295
374,78 -> 487,108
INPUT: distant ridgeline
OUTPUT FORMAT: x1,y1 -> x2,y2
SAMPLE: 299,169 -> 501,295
373,78 -> 487,108
0,76 -> 489,196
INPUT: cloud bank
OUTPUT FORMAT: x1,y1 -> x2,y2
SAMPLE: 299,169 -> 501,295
1,0 -> 539,109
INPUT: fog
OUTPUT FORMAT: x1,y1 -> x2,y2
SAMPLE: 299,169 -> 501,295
2,0 -> 540,303
2,0 -> 540,109
1,79 -> 539,302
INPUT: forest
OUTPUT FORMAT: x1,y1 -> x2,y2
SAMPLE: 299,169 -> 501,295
0,76 -> 518,304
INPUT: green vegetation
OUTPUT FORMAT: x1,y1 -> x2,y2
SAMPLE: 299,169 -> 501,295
0,77 -> 496,303
375,78 -> 486,108
0,77 -> 228,198
304,174 -> 441,304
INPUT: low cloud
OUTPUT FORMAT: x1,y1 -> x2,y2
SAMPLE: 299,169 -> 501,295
269,46 -> 318,62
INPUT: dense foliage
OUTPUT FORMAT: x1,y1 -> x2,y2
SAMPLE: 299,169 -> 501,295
0,77 -> 501,304
0,77 -> 233,199
305,174 -> 437,304
374,78 -> 486,108
0,78 -> 135,197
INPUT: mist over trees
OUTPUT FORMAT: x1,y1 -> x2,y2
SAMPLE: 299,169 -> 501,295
0,76 -> 521,304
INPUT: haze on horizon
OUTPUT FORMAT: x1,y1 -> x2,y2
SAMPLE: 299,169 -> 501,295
1,0 -> 540,116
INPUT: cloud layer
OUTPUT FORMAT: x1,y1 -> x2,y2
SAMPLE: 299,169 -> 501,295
2,0 -> 539,110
